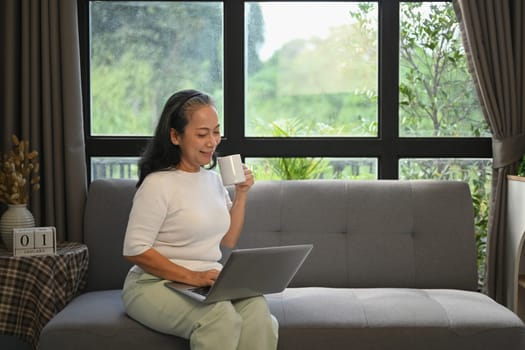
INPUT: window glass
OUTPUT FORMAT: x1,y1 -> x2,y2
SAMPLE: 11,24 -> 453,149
90,2 -> 223,136
399,2 -> 489,137
91,157 -> 139,181
91,157 -> 378,182
399,158 -> 492,285
245,2 -> 378,137
247,158 -> 377,180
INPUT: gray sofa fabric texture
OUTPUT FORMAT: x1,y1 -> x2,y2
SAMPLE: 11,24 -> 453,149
39,179 -> 525,350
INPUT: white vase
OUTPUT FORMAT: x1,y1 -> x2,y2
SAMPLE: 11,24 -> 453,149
0,204 -> 35,252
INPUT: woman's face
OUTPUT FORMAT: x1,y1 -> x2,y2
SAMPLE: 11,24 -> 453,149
170,104 -> 221,172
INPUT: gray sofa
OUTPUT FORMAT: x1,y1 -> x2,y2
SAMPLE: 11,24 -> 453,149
39,179 -> 525,349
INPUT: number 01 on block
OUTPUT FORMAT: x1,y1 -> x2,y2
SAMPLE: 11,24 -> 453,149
13,227 -> 57,256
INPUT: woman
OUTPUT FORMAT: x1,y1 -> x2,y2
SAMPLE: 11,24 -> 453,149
121,89 -> 278,350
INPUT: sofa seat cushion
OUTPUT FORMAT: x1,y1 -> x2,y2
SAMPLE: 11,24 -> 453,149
39,290 -> 189,350
265,287 -> 525,350
41,288 -> 525,350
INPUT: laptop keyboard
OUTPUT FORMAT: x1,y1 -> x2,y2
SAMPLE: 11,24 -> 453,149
190,286 -> 211,296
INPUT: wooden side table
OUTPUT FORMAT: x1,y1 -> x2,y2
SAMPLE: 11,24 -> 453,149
0,241 -> 89,349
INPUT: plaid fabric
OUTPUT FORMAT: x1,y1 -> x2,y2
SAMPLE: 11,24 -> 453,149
0,242 -> 89,349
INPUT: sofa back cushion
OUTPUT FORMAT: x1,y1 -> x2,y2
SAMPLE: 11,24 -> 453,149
84,179 -> 478,292
84,179 -> 136,291
235,180 -> 478,291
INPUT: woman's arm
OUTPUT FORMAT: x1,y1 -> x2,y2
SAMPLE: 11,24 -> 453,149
125,248 -> 219,286
221,165 -> 254,248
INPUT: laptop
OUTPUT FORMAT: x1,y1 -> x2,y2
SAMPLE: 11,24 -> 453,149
164,244 -> 313,303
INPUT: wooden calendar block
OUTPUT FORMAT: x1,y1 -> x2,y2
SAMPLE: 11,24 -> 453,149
13,227 -> 57,256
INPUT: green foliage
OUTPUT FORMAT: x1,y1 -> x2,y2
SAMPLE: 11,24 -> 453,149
256,119 -> 330,180
398,3 -> 489,137
267,158 -> 328,180
246,88 -> 377,137
250,158 -> 377,181
471,175 -> 489,288
518,155 -> 525,177
90,2 -> 224,135
91,54 -> 155,135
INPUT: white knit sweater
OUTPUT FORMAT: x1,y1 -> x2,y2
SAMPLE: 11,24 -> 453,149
123,168 -> 232,272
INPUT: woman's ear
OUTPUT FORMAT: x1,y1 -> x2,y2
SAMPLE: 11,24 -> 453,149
170,128 -> 180,146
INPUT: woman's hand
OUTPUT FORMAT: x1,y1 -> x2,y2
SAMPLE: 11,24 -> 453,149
235,164 -> 254,193
221,164 -> 254,248
190,269 -> 220,286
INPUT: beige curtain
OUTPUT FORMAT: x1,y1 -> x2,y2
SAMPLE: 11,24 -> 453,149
0,0 -> 87,242
454,0 -> 525,304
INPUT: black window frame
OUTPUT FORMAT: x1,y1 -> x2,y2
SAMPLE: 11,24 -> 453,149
78,0 -> 492,183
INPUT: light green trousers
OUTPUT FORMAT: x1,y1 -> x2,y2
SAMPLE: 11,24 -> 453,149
122,271 -> 279,350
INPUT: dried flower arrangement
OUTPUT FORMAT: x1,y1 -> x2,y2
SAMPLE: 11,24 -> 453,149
0,135 -> 40,205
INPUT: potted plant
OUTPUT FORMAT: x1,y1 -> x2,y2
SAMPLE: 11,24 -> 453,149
0,135 -> 40,251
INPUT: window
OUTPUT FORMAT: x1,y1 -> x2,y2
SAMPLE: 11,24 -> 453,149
82,0 -> 490,177
245,2 -> 378,137
398,3 -> 488,137
246,157 -> 377,180
89,1 -> 223,137
80,1 -> 491,280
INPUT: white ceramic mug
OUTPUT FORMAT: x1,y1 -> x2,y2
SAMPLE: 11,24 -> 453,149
218,154 -> 246,185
